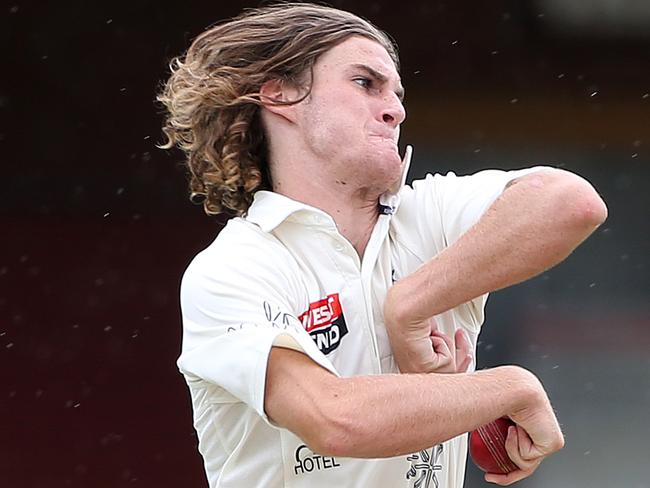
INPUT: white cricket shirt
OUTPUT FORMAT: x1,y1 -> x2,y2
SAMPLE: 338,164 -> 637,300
178,157 -> 543,488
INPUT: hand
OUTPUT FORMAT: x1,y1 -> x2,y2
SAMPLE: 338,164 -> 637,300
386,313 -> 473,374
485,377 -> 565,485
428,319 -> 473,374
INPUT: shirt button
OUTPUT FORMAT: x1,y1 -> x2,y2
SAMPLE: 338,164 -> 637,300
333,241 -> 344,252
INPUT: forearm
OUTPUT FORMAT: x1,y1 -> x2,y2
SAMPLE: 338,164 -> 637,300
265,348 -> 548,458
318,367 -> 542,458
390,168 -> 607,323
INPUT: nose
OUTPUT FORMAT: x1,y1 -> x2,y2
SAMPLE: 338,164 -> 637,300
380,93 -> 406,127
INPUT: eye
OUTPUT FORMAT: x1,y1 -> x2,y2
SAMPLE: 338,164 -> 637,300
353,77 -> 372,89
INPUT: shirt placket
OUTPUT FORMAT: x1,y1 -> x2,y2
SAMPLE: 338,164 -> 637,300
315,219 -> 383,374
359,215 -> 392,372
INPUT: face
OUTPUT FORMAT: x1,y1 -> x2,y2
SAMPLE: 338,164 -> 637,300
294,36 -> 406,192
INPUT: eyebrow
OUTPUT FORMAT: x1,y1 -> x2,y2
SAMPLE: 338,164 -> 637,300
349,63 -> 405,101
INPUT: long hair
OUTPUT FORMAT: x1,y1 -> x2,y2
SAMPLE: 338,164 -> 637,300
157,2 -> 399,216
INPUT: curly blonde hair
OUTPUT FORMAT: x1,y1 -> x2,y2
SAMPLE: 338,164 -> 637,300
157,2 -> 399,216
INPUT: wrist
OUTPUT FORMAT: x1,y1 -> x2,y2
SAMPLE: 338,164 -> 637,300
496,365 -> 546,414
383,284 -> 409,331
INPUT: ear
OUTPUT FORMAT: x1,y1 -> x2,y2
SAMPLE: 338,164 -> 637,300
259,78 -> 300,123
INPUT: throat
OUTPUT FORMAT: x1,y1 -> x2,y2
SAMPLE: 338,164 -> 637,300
336,208 -> 380,259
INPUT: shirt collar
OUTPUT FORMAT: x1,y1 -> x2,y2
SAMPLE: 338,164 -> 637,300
245,145 -> 413,232
245,192 -> 333,232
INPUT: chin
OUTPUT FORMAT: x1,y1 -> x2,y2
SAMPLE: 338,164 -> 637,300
365,148 -> 402,189
378,145 -> 402,171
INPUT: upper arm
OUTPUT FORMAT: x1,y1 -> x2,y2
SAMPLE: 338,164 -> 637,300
430,167 -> 549,245
502,168 -> 608,225
264,347 -> 340,451
396,167 -> 548,258
177,233 -> 337,424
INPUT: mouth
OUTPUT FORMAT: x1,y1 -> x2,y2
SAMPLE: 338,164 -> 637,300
370,134 -> 399,146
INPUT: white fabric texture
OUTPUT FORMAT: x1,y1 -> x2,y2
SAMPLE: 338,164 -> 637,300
177,162 -> 544,488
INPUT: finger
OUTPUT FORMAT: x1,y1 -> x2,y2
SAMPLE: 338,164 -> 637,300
428,317 -> 439,334
485,426 -> 540,485
456,353 -> 473,374
516,424 -> 539,460
505,426 -> 542,474
429,335 -> 453,369
484,468 -> 534,486
454,328 -> 470,356
454,329 -> 473,372
431,329 -> 455,355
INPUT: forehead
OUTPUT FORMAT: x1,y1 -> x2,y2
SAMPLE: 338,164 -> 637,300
315,36 -> 400,81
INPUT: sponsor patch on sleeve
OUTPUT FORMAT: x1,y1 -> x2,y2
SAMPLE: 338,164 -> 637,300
298,293 -> 348,354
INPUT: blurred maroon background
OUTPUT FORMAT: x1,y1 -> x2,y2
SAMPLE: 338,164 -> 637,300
2,1 -> 649,487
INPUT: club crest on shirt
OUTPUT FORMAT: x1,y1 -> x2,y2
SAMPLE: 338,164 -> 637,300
299,293 -> 348,354
406,445 -> 444,488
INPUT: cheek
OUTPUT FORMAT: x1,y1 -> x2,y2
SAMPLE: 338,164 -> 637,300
303,102 -> 360,150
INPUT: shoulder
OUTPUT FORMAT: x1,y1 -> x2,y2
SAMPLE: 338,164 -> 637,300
187,218 -> 292,272
397,167 -> 549,215
389,167 -> 548,253
182,217 -> 303,300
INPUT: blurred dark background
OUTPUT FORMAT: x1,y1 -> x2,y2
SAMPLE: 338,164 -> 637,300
1,1 -> 648,487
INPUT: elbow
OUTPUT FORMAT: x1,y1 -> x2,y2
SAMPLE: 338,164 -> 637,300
303,381 -> 370,458
306,419 -> 355,459
587,192 -> 608,227
315,414 -> 387,459
564,172 -> 608,229
308,422 -> 352,458
538,168 -> 608,230
582,194 -> 608,228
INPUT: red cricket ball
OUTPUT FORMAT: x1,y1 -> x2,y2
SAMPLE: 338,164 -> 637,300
469,417 -> 518,474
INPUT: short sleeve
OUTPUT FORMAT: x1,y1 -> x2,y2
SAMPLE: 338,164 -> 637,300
392,166 -> 548,330
422,167 -> 547,246
395,166 -> 547,259
176,232 -> 337,424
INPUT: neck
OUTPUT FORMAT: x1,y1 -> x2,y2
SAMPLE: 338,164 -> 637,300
272,162 -> 382,259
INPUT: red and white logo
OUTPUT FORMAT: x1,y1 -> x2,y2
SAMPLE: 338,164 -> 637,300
299,293 -> 348,354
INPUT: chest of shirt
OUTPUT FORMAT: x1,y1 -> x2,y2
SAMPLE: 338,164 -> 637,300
270,218 -> 481,377
268,218 -> 393,376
